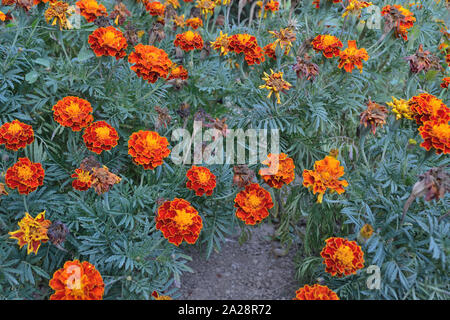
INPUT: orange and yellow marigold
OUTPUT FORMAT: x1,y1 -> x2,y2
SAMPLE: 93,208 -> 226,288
52,96 -> 94,131
128,130 -> 171,170
186,17 -> 203,30
174,30 -> 204,51
234,183 -> 274,225
311,34 -> 343,58
418,121 -> 450,155
9,211 -> 51,255
72,168 -> 93,191
337,40 -> 369,73
168,64 -> 189,80
76,0 -> 108,23
128,44 -> 173,83
293,284 -> 339,300
408,93 -> 449,126
88,26 -> 128,60
145,1 -> 165,16
0,120 -> 34,151
320,237 -> 364,277
259,69 -> 292,104
82,120 -> 119,154
259,153 -> 295,189
186,165 -> 216,196
5,157 -> 45,195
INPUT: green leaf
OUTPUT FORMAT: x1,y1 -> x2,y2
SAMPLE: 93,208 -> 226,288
25,71 -> 39,84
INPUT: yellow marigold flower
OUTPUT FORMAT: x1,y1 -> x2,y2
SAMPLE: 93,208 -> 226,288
387,96 -> 414,120
9,211 -> 51,255
196,0 -> 216,17
342,0 -> 372,18
259,69 -> 292,104
44,1 -> 75,30
210,31 -> 230,56
268,27 -> 296,55
165,0 -> 180,8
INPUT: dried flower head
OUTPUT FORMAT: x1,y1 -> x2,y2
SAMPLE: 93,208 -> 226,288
47,220 -> 69,246
268,27 -> 296,55
292,54 -> 320,81
381,4 -> 416,41
233,164 -> 256,188
110,2 -> 131,25
359,223 -> 374,240
44,1 -> 74,30
154,106 -> 172,129
404,44 -> 442,73
359,99 -> 389,135
259,69 -> 292,104
9,211 -> 51,255
90,165 -> 121,195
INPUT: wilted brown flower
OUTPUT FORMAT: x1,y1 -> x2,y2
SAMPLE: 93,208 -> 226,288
47,221 -> 69,246
44,1 -> 74,30
404,44 -> 442,74
148,22 -> 166,44
233,165 -> 256,188
15,0 -> 34,12
292,54 -> 319,81
359,99 -> 389,135
155,106 -> 172,129
90,166 -> 121,195
80,155 -> 102,173
177,103 -> 191,119
93,16 -> 111,27
203,117 -> 228,137
110,2 -> 131,25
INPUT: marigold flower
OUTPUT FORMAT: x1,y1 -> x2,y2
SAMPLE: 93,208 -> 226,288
418,121 -> 450,154
52,96 -> 94,131
320,237 -> 364,277
0,120 -> 34,151
408,93 -> 450,126
302,155 -> 348,203
49,260 -> 104,300
268,27 -> 296,55
387,96 -> 414,120
0,10 -> 12,22
128,44 -> 173,83
342,0 -> 372,18
174,30 -> 204,51
88,26 -> 127,59
338,40 -> 369,73
359,223 -> 374,240
76,0 -> 108,23
9,211 -> 51,255
5,157 -> 45,195
145,1 -> 165,16
359,99 -> 389,135
156,198 -> 203,246
168,64 -> 189,80
245,46 -> 266,65
47,220 -> 69,245
196,0 -> 215,17
128,130 -> 171,170
313,0 -> 341,8
292,54 -> 320,81
72,168 -> 93,191
152,291 -> 172,300
186,165 -> 216,196
211,31 -> 231,56
257,0 -> 279,18
381,4 -> 416,41
44,1 -> 74,30
259,153 -> 295,189
259,69 -> 292,104
404,44 -> 442,74
293,284 -> 339,300
228,33 -> 258,54
440,77 -> 450,89
311,34 -> 343,58
186,17 -> 203,30
263,42 -> 276,60
234,183 -> 274,225
165,0 -> 179,8
82,121 -> 119,154
172,14 -> 186,28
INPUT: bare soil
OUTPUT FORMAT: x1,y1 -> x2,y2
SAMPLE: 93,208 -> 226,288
178,223 -> 299,300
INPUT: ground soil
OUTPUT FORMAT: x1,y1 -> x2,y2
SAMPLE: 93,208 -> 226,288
178,223 -> 299,300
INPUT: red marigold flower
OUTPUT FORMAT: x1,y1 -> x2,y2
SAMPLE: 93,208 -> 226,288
337,40 -> 369,73
5,157 -> 45,195
259,153 -> 295,189
128,44 -> 173,83
440,77 -> 450,89
381,4 -> 416,41
152,291 -> 172,300
76,0 -> 108,23
168,64 -> 189,80
228,33 -> 258,55
71,168 -> 93,191
302,155 -> 348,203
320,237 -> 364,277
82,121 -> 119,154
49,260 -> 104,300
210,31 -> 231,56
88,26 -> 128,60
186,165 -> 216,196
264,0 -> 279,12
0,120 -> 34,151
418,121 -> 450,155
186,17 -> 203,30
263,42 -> 277,60
311,34 -> 343,58
293,284 -> 339,300
9,211 -> 51,255
145,1 -> 165,16
174,30 -> 204,51
234,183 -> 274,225
156,198 -> 203,246
52,96 -> 94,131
244,46 -> 266,65
408,93 -> 450,126
128,130 -> 171,170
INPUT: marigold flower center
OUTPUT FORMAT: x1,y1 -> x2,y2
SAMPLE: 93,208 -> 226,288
7,122 -> 23,134
431,123 -> 450,139
17,165 -> 33,180
322,35 -> 338,47
172,208 -> 194,230
184,31 -> 195,41
197,171 -> 210,184
102,31 -> 117,46
145,134 -> 159,149
78,170 -> 92,183
66,102 -> 81,116
95,126 -> 111,140
248,194 -> 262,208
334,245 -> 354,267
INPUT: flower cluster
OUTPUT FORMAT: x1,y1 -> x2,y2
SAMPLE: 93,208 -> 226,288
82,120 -> 119,154
9,211 -> 51,255
128,44 -> 173,83
88,26 -> 128,60
0,120 -> 34,151
156,198 -> 203,246
186,166 -> 217,196
76,0 -> 108,23
186,17 -> 202,29
387,96 -> 414,120
5,157 -> 45,195
234,183 -> 274,225
52,96 -> 94,131
259,153 -> 295,189
293,284 -> 339,300
128,130 -> 171,169
320,237 -> 365,277
174,30 -> 204,51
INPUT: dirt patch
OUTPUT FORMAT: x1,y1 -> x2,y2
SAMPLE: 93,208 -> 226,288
178,223 -> 299,300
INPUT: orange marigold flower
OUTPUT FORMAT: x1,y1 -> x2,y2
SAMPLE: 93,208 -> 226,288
263,42 -> 277,60
168,64 -> 189,80
0,182 -> 8,198
359,99 -> 389,135
234,183 -> 274,225
0,120 -> 34,151
173,14 -> 186,28
52,96 -> 94,131
259,153 -> 295,189
244,46 -> 266,65
418,121 -> 450,154
211,31 -> 231,56
259,69 -> 292,104
186,17 -> 203,30
88,26 -> 128,60
302,155 -> 348,203
128,130 -> 171,170
228,33 -> 258,54
320,237 -> 364,277
49,260 -> 104,300
76,0 -> 108,23
313,0 -> 341,8
156,198 -> 203,246
381,4 -> 416,41
145,1 -> 165,16
165,0 -> 180,8
293,284 -> 339,300
186,165 -> 216,196
337,40 -> 369,73
44,1 -> 74,30
82,121 -> 119,154
9,211 -> 51,255
441,77 -> 450,89
152,291 -> 172,300
311,34 -> 343,58
71,168 -> 92,191
408,93 -> 450,126
5,157 -> 45,195
128,44 -> 173,83
174,30 -> 204,51
196,0 -> 215,17
342,0 -> 372,18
